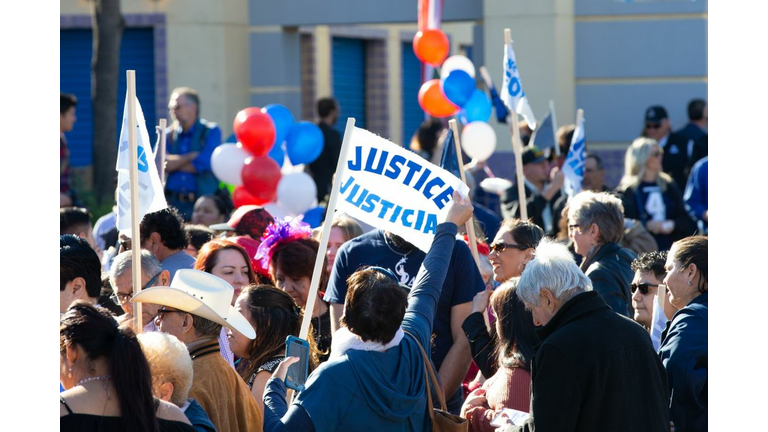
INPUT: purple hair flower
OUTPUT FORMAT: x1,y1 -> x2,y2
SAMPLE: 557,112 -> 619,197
255,216 -> 313,269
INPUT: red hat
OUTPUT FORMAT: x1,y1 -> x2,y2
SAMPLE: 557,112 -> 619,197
209,206 -> 274,239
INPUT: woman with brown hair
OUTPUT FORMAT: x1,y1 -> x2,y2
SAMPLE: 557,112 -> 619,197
257,218 -> 332,362
194,238 -> 258,305
60,301 -> 194,432
228,285 -> 319,415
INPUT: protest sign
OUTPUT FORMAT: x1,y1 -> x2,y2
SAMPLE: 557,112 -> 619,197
336,126 -> 470,252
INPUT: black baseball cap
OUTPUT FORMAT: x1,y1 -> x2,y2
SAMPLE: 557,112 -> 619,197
645,106 -> 668,124
522,145 -> 547,165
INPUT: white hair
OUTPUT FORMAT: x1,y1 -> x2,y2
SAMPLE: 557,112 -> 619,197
138,332 -> 193,407
517,238 -> 593,306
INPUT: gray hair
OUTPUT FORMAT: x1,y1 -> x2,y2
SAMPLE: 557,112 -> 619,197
191,316 -> 223,338
517,238 -> 593,306
137,332 -> 193,407
568,191 -> 625,244
109,250 -> 163,290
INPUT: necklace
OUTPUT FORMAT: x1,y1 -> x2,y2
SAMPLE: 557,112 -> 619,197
76,375 -> 113,401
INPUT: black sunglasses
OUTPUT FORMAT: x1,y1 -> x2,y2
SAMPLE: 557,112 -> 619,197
630,282 -> 659,295
489,242 -> 529,253
155,306 -> 187,321
645,123 -> 661,130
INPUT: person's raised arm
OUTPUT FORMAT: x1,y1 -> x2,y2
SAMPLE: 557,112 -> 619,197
403,191 -> 474,343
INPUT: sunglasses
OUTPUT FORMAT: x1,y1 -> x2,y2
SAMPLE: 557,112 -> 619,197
651,149 -> 663,157
489,242 -> 530,253
110,271 -> 162,306
645,123 -> 661,130
630,282 -> 659,295
155,306 -> 187,321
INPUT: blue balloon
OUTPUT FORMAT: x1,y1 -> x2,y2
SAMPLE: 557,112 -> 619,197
286,121 -> 324,165
302,206 -> 326,228
268,141 -> 285,167
441,70 -> 475,107
224,133 -> 237,143
458,89 -> 492,124
262,104 -> 295,149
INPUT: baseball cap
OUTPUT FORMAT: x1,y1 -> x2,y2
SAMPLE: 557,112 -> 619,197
645,106 -> 668,124
522,145 -> 547,165
209,205 -> 274,239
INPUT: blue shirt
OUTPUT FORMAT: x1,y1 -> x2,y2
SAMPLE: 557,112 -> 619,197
684,157 -> 708,233
166,120 -> 222,193
324,229 -> 484,369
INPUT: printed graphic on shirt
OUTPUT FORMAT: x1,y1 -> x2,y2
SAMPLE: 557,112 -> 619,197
642,185 -> 667,221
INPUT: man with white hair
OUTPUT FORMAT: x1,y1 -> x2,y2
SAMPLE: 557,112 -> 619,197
503,239 -> 669,432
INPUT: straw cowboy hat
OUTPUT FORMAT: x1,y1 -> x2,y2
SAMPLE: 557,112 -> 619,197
132,269 -> 256,339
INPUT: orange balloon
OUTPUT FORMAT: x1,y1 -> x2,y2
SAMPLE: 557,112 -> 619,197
418,79 -> 459,118
412,29 -> 449,66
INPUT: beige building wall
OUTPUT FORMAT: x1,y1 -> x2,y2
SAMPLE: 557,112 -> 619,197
483,0 -> 575,150
60,0 -> 250,137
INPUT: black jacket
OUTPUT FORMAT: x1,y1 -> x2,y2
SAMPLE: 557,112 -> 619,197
510,291 -> 669,432
500,182 -> 562,237
616,180 -> 696,251
581,242 -> 636,317
462,311 -> 497,379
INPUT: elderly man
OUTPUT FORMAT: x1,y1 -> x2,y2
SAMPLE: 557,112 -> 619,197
138,332 -> 216,432
133,269 -> 262,432
140,207 -> 196,282
499,239 -> 669,432
109,250 -> 235,366
630,251 -> 679,350
165,87 -> 223,220
60,235 -> 102,314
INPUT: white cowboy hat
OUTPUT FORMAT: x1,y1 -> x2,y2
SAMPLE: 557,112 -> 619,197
132,269 -> 256,339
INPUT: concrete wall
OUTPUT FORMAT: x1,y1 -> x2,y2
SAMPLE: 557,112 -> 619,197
60,0 -> 250,138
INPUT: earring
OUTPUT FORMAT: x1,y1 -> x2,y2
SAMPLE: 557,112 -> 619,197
68,366 -> 73,378
687,280 -> 691,286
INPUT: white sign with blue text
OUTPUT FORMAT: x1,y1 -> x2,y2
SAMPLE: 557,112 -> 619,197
337,127 -> 469,252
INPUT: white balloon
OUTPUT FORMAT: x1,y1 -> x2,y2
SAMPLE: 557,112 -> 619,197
461,121 -> 497,162
211,143 -> 249,186
262,201 -> 291,219
441,55 -> 475,79
276,172 -> 317,216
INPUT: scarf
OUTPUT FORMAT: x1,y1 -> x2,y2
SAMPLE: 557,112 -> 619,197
329,326 -> 404,360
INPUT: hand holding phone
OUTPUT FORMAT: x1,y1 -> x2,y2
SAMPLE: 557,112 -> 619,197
284,335 -> 310,391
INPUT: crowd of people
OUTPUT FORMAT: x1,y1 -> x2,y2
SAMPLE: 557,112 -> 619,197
60,90 -> 708,431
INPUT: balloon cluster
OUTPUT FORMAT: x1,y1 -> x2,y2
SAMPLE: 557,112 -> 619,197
413,32 -> 497,162
211,104 -> 326,219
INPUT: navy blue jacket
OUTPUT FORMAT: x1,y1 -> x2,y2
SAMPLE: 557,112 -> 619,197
659,292 -> 708,432
581,242 -> 636,317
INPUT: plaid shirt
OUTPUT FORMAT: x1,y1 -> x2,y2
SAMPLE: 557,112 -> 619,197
60,136 -> 71,194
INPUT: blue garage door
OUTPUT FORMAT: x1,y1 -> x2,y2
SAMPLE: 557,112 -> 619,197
401,42 -> 425,148
332,38 -> 366,131
60,28 -> 156,167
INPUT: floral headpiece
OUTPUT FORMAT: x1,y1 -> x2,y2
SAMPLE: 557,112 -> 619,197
463,234 -> 490,256
255,217 -> 313,269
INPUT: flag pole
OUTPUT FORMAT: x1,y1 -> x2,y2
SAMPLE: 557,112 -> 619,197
156,119 -> 167,187
448,119 -> 482,269
300,118 -> 356,340
549,100 -> 560,157
505,29 -> 528,221
127,70 -> 143,332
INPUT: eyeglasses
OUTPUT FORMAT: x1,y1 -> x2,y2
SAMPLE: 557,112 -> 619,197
645,123 -> 661,130
155,306 -> 187,321
567,224 -> 583,234
651,149 -> 663,158
489,242 -> 530,253
630,282 -> 659,295
110,271 -> 162,305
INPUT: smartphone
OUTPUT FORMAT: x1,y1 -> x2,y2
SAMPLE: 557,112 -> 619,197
284,335 -> 310,392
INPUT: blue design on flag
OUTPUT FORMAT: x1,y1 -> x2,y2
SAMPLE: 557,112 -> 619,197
501,40 -> 537,129
562,114 -> 585,198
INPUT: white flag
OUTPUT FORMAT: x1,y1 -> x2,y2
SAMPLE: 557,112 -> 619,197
501,40 -> 537,129
562,114 -> 585,198
115,93 -> 168,238
649,294 -> 668,351
336,127 -> 469,252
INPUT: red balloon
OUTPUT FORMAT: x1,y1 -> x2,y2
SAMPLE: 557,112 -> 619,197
234,109 -> 276,157
241,156 -> 281,204
412,29 -> 449,66
232,185 -> 263,208
418,79 -> 459,118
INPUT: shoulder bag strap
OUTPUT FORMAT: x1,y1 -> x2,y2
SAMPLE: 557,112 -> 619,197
403,329 -> 448,411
